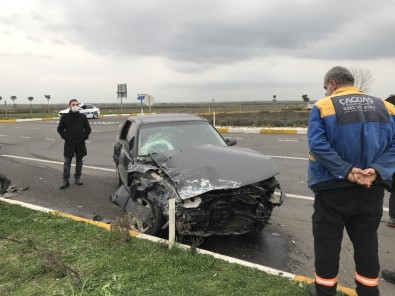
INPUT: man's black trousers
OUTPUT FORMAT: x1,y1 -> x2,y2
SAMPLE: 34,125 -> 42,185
312,185 -> 384,296
63,156 -> 83,182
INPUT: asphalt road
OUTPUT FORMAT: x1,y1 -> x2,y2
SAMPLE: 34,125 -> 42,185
0,116 -> 393,294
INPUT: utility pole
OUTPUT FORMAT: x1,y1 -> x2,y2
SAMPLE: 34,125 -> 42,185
212,98 -> 215,126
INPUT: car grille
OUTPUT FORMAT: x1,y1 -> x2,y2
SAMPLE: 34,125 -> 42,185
176,182 -> 275,236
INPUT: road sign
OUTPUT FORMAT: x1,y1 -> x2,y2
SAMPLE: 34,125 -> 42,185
137,94 -> 146,101
143,95 -> 155,107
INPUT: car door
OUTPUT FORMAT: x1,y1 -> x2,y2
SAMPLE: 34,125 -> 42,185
80,104 -> 93,117
118,121 -> 137,186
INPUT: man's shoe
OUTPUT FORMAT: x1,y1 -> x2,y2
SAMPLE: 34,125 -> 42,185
60,181 -> 70,189
75,178 -> 83,185
0,179 -> 11,194
0,181 -> 10,195
387,217 -> 395,228
382,269 -> 395,284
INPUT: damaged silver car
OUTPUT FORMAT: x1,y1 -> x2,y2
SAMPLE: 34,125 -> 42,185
111,114 -> 285,237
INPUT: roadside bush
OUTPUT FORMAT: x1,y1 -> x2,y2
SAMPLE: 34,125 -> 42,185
201,111 -> 309,127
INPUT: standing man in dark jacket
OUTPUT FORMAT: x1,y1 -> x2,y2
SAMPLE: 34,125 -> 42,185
57,99 -> 91,189
384,94 -> 395,228
307,66 -> 395,296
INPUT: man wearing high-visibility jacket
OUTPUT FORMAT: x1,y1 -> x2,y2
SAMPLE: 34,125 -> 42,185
307,66 -> 395,296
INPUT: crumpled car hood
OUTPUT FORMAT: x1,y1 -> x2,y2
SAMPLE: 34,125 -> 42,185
150,145 -> 279,199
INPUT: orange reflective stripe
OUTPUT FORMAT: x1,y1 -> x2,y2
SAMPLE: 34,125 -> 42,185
315,274 -> 338,287
355,273 -> 379,287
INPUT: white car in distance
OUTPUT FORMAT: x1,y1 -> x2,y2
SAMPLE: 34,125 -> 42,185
59,103 -> 100,119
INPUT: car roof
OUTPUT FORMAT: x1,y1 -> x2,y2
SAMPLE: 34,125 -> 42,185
127,113 -> 207,125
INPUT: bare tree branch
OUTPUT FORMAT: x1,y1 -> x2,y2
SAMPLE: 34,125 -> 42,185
349,67 -> 374,93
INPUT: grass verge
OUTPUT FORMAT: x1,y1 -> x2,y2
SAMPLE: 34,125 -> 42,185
0,201 -> 309,296
0,112 -> 58,120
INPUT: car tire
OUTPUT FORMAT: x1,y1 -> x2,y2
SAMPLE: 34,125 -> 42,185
115,166 -> 122,187
93,112 -> 98,119
127,197 -> 164,235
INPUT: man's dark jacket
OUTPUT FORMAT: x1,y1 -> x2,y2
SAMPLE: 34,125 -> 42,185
57,111 -> 91,158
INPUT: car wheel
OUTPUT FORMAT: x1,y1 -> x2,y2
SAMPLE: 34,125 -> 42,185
115,166 -> 122,187
93,112 -> 98,119
127,197 -> 164,235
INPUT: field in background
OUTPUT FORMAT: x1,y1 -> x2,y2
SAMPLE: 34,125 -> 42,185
0,101 -> 311,127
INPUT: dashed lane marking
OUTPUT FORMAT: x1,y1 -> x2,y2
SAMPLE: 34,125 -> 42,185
1,154 -> 115,172
48,121 -> 123,125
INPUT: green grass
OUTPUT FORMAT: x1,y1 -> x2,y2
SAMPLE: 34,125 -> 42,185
0,202 -> 308,296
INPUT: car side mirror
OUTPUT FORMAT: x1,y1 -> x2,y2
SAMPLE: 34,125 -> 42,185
225,137 -> 237,146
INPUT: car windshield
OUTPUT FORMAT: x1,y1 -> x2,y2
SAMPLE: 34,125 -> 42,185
137,121 -> 226,156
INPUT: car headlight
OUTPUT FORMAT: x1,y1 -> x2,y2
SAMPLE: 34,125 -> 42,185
182,196 -> 202,208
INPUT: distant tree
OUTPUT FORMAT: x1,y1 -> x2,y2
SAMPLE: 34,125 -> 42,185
302,94 -> 310,103
27,96 -> 34,113
10,96 -> 17,111
45,95 -> 51,112
349,67 -> 374,93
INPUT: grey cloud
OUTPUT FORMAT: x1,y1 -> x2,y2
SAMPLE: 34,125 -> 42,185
34,0 -> 395,68
26,35 -> 42,43
16,52 -> 52,59
50,38 -> 66,45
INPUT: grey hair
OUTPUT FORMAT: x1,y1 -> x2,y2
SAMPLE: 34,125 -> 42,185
324,66 -> 355,86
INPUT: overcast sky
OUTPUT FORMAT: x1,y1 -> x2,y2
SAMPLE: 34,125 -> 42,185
1,0 -> 395,105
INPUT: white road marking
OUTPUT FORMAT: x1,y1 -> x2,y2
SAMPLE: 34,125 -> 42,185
49,120 -> 122,125
0,153 -> 389,213
1,154 -> 115,172
268,155 -> 308,161
15,127 -> 22,129
45,138 -> 56,141
285,193 -> 314,201
85,140 -> 91,144
21,136 -> 30,139
0,135 -> 6,137
0,197 -> 52,212
278,139 -> 298,142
